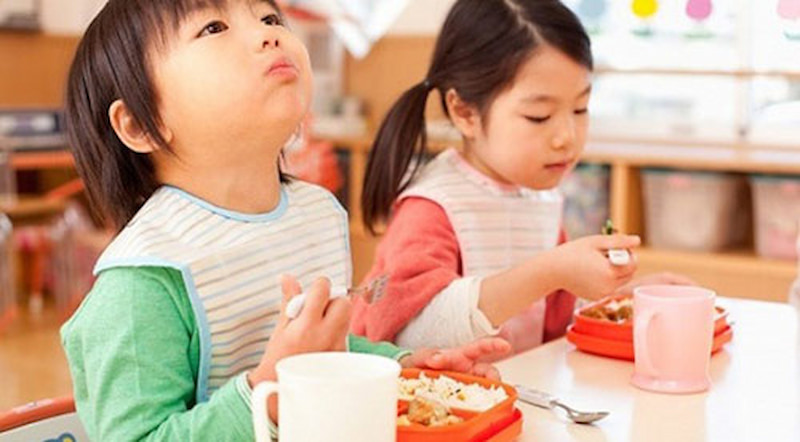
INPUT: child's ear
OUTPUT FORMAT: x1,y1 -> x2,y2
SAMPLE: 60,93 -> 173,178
108,100 -> 170,154
444,89 -> 481,139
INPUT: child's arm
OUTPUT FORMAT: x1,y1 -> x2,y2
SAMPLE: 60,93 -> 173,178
354,198 -> 625,349
351,198 -> 465,343
61,267 -> 259,441
478,234 -> 641,327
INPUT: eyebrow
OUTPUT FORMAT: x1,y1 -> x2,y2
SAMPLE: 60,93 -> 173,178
522,85 -> 592,104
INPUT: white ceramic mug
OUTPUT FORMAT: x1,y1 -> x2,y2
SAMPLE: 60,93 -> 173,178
252,352 -> 401,442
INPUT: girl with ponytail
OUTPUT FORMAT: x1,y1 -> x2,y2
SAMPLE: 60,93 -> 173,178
352,0 -> 693,353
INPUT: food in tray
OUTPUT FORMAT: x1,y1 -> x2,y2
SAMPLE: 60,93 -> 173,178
398,372 -> 508,412
581,297 -> 634,323
581,296 -> 725,324
397,397 -> 464,427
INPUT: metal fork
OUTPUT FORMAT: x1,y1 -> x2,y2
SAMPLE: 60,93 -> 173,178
285,274 -> 389,319
515,385 -> 609,425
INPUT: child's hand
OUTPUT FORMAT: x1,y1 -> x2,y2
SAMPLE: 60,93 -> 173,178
399,338 -> 512,381
615,272 -> 698,298
554,234 -> 641,301
248,275 -> 352,387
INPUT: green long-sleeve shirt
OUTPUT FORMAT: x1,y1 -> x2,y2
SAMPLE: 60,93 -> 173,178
61,267 -> 409,441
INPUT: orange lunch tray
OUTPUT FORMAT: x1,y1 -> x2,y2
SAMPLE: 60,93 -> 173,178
572,294 -> 730,341
397,369 -> 523,442
566,324 -> 734,361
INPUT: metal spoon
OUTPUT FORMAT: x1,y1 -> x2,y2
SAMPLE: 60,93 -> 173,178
515,385 -> 609,425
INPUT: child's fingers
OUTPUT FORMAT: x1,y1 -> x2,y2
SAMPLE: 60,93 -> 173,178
460,338 -> 511,361
280,274 -> 302,302
610,259 -> 637,278
426,351 -> 468,372
323,297 -> 353,338
592,234 -> 641,250
470,363 -> 502,381
299,277 -> 332,322
278,274 -> 302,326
488,338 -> 512,356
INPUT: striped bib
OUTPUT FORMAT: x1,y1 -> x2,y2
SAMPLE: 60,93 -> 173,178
95,182 -> 351,402
400,149 -> 563,350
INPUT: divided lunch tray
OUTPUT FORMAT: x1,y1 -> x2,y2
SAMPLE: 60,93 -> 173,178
572,294 -> 730,341
566,324 -> 733,361
397,369 -> 523,442
567,294 -> 733,361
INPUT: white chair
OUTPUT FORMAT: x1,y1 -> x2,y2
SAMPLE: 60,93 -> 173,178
0,396 -> 89,442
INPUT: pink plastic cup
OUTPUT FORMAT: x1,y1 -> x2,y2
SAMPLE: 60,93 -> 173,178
631,285 -> 716,394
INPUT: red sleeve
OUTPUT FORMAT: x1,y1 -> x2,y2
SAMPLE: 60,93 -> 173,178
350,197 -> 462,341
542,229 -> 576,342
350,204 -> 577,344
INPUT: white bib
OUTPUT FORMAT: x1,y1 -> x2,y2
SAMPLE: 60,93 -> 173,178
96,182 -> 351,402
400,149 -> 563,349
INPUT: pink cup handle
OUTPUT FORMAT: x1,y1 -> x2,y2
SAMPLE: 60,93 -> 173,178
634,308 -> 659,377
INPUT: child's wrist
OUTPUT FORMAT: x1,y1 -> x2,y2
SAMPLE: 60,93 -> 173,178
247,361 -> 278,387
539,247 -> 568,293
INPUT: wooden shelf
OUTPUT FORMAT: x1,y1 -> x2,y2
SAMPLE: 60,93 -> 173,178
0,197 -> 67,220
636,247 -> 795,302
325,133 -> 798,301
594,66 -> 800,80
324,133 -> 800,175
583,140 -> 800,175
10,150 -> 74,171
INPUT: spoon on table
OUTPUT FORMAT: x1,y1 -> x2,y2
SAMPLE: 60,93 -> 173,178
515,385 -> 609,425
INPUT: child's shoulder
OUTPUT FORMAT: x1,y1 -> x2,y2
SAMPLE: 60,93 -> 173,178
284,179 -> 345,212
61,266 -> 191,340
284,179 -> 335,197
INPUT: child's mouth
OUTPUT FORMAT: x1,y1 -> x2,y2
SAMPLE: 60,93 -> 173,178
267,57 -> 299,79
544,160 -> 572,171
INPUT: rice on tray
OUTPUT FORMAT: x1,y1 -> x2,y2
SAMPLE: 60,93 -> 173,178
398,373 -> 508,412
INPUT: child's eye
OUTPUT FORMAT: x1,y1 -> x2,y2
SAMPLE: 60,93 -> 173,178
198,20 -> 229,37
262,14 -> 284,26
574,108 -> 589,115
525,116 -> 551,124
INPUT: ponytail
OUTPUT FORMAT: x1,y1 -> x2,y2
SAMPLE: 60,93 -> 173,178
361,80 -> 433,234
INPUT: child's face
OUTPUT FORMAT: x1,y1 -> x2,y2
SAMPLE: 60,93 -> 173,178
467,45 -> 591,190
151,0 -> 312,163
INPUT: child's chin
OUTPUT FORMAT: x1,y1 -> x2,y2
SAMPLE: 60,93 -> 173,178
527,177 -> 561,191
269,97 -> 309,124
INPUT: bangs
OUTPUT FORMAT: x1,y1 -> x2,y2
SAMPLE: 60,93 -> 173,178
141,0 -> 281,49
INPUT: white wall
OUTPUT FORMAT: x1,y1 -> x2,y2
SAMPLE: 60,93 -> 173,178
40,0 -> 105,35
388,0 -> 455,35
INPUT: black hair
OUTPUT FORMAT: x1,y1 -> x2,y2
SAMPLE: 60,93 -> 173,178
65,0 -> 285,230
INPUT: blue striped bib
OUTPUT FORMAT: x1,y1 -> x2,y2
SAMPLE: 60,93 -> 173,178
95,181 -> 351,402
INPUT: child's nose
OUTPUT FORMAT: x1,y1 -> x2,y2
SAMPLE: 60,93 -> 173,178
552,119 -> 576,150
262,38 -> 280,49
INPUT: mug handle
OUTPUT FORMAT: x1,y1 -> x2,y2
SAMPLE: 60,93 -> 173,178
634,308 -> 659,377
252,382 -> 279,442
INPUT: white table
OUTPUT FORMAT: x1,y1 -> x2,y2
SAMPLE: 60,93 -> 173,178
497,299 -> 800,442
